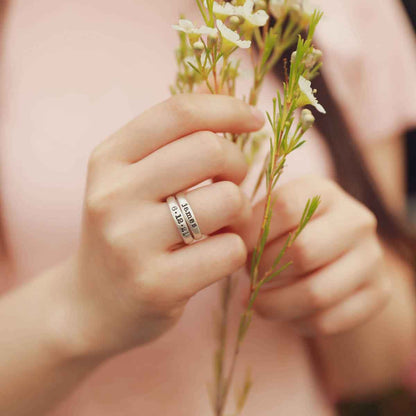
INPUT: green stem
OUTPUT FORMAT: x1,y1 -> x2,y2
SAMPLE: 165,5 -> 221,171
214,276 -> 233,415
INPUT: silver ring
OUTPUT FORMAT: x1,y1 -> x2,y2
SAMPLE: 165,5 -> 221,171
176,192 -> 203,240
166,196 -> 194,244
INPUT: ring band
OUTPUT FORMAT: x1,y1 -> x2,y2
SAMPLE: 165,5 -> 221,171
166,196 -> 194,244
176,192 -> 203,240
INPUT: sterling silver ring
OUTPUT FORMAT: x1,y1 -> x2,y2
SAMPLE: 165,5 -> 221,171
166,196 -> 194,245
176,192 -> 203,240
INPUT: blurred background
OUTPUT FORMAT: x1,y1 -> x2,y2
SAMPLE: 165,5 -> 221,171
403,0 -> 416,221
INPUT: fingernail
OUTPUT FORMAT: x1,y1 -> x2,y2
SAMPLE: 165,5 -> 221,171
250,106 -> 265,125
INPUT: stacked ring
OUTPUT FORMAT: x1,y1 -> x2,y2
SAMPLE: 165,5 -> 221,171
176,193 -> 203,240
166,196 -> 194,245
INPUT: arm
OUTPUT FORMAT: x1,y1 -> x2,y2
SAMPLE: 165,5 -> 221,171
0,94 -> 264,415
0,260 -> 103,415
313,135 -> 416,399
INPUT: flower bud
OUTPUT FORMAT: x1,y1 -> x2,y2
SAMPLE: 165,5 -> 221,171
229,15 -> 242,30
300,108 -> 315,130
193,40 -> 205,57
304,48 -> 323,69
208,32 -> 219,49
254,0 -> 267,11
291,51 -> 297,64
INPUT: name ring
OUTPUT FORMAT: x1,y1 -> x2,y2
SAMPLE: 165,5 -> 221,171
166,196 -> 194,245
176,192 -> 203,240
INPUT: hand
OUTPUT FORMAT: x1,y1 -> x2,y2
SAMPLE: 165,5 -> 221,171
63,94 -> 264,358
239,176 -> 391,336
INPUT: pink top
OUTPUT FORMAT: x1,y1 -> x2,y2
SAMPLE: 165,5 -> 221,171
0,1 -> 415,414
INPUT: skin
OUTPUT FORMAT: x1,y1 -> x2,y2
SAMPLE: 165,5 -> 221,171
239,135 -> 416,399
0,94 -> 263,415
311,136 -> 416,399
0,94 -> 414,414
241,175 -> 390,336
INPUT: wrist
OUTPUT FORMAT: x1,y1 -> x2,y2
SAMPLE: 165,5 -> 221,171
44,258 -> 111,364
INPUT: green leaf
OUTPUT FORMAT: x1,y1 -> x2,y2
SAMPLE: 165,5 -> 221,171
187,61 -> 201,75
260,32 -> 278,68
235,367 -> 253,415
262,261 -> 293,285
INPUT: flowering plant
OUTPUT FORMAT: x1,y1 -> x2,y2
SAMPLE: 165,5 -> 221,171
172,1 -> 325,414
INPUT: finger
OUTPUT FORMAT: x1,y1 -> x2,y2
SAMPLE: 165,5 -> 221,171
133,131 -> 248,200
257,205 -> 377,283
97,94 -> 264,163
154,181 -> 252,248
161,233 -> 247,299
253,237 -> 383,321
239,176 -> 333,251
294,276 -> 391,336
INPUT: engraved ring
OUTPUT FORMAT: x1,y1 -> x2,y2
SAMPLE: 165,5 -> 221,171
166,196 -> 194,245
176,192 -> 203,240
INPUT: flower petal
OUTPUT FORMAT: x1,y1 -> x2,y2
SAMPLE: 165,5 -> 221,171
298,76 -> 326,114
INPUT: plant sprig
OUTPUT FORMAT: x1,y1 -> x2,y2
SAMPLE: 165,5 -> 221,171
171,2 -> 325,415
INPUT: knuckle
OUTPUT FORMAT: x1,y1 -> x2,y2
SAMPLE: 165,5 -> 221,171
167,94 -> 197,122
85,192 -> 109,221
350,204 -> 377,232
227,234 -> 248,268
363,208 -> 378,230
220,181 -> 245,220
302,282 -> 327,310
290,237 -> 312,273
88,144 -> 107,171
196,132 -> 225,172
85,187 -> 120,221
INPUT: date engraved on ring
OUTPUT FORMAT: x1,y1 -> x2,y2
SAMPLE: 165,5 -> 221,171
167,196 -> 193,244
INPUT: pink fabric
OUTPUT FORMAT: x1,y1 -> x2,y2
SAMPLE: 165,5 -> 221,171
315,0 -> 416,142
0,0 -> 415,414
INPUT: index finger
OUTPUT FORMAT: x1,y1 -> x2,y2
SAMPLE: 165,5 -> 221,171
101,94 -> 265,163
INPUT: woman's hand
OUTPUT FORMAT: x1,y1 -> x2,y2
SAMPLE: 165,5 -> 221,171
62,94 -> 264,358
239,176 -> 392,336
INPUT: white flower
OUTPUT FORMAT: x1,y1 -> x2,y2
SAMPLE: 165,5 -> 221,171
269,0 -> 286,19
269,0 -> 315,19
172,19 -> 217,37
241,0 -> 269,26
216,20 -> 251,51
212,1 -> 238,17
212,0 -> 269,27
298,76 -> 326,114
